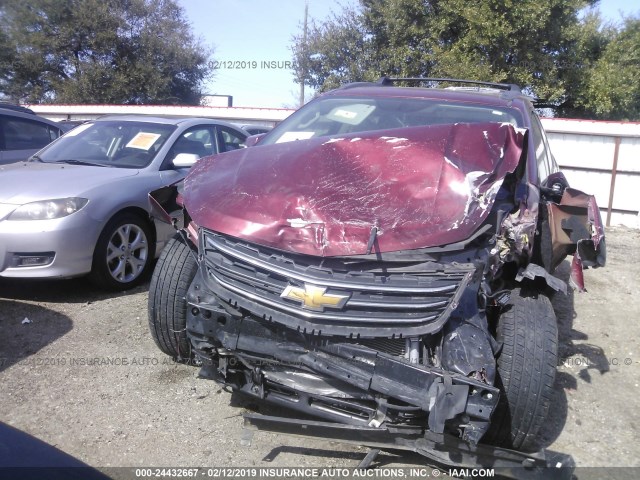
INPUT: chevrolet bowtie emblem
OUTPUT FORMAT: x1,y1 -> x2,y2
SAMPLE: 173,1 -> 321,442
280,284 -> 350,312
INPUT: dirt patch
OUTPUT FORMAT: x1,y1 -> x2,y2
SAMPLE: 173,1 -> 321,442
1,227 -> 639,471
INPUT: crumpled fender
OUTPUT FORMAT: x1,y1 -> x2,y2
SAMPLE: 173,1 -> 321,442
148,181 -> 199,246
547,188 -> 606,292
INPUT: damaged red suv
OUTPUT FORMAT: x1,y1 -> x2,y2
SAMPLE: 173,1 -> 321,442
148,78 -> 605,474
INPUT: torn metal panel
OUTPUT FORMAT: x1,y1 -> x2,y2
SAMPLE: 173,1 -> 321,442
148,183 -> 184,228
487,204 -> 537,280
494,209 -> 536,259
182,122 -> 526,256
148,182 -> 199,245
547,187 -> 606,291
515,263 -> 568,294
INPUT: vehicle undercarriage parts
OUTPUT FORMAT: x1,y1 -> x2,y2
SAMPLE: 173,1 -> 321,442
441,321 -> 496,383
242,413 -> 576,480
515,263 -> 568,294
186,282 -> 499,444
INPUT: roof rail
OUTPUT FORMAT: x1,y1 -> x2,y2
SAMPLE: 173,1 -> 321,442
532,100 -> 557,109
0,102 -> 36,114
377,77 -> 522,93
337,81 -> 380,90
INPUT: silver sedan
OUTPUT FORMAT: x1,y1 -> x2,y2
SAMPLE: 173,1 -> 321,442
0,115 -> 247,290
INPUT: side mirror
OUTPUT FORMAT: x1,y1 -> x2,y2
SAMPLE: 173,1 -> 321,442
245,133 -> 266,147
542,171 -> 569,195
172,153 -> 200,168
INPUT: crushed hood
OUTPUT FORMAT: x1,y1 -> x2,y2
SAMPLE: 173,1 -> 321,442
183,122 -> 526,256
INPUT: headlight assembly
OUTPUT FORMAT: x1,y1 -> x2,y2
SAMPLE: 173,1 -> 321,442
8,198 -> 89,221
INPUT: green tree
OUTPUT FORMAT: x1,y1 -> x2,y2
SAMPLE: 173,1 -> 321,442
291,0 -> 640,120
0,25 -> 14,100
292,5 -> 372,92
0,0 -> 213,104
554,8 -> 616,117
580,16 -> 640,120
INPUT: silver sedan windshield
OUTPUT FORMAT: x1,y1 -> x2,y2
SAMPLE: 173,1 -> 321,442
36,121 -> 177,168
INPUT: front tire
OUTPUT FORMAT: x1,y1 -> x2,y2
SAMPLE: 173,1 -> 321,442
485,288 -> 558,452
89,213 -> 154,290
148,233 -> 198,360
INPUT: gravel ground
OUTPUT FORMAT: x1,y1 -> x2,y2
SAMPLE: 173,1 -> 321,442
1,227 -> 639,477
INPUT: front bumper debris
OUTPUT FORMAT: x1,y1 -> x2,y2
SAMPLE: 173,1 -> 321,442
243,414 -> 575,480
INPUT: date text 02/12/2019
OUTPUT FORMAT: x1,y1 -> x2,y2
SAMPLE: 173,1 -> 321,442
208,60 -> 293,70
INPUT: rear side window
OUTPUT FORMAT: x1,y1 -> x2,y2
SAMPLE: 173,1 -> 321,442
165,126 -> 218,167
217,126 -> 247,151
0,115 -> 61,151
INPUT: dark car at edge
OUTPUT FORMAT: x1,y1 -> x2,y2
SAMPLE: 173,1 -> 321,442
0,106 -> 64,164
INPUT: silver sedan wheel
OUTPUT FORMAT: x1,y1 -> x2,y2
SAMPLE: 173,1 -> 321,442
105,223 -> 149,283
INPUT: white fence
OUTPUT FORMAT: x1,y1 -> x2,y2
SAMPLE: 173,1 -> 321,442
28,104 -> 293,127
541,118 -> 640,227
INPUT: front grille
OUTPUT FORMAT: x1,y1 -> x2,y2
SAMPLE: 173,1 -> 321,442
307,336 -> 407,357
200,231 -> 473,334
355,338 -> 407,357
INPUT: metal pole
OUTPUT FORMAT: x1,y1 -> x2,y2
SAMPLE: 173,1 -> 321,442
299,1 -> 309,107
606,136 -> 621,227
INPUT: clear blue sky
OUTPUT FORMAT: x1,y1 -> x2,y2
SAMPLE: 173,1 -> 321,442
179,0 -> 638,109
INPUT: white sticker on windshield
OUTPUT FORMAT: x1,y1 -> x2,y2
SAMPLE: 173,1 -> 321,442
275,131 -> 315,144
126,132 -> 162,150
334,109 -> 358,119
327,104 -> 375,125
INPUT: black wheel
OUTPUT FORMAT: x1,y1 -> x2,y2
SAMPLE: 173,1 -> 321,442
89,212 -> 154,290
485,288 -> 558,452
148,233 -> 198,360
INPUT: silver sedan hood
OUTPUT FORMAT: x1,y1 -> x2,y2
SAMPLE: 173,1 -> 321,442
0,162 -> 139,204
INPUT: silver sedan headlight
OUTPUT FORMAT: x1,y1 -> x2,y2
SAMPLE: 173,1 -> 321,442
8,198 -> 89,221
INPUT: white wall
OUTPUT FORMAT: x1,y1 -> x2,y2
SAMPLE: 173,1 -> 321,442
27,104 -> 295,126
541,118 -> 640,228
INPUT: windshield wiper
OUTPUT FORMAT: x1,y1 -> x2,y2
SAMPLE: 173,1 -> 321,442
54,159 -> 108,167
29,155 -> 44,162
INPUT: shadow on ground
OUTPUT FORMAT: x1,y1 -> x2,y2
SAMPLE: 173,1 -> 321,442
0,276 -> 150,304
0,422 -> 110,478
540,259 -> 608,448
0,300 -> 73,373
